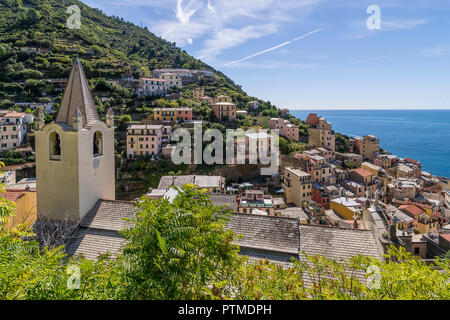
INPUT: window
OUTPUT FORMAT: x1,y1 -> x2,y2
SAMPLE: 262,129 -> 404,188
49,131 -> 61,160
414,247 -> 420,255
93,131 -> 103,157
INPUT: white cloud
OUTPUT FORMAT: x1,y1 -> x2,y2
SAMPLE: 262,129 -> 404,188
146,0 -> 322,61
198,24 -> 279,61
176,0 -> 200,23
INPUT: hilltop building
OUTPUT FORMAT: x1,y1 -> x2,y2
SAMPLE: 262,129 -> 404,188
268,118 -> 299,141
158,73 -> 182,88
152,107 -> 192,122
212,101 -> 236,121
0,111 -> 34,151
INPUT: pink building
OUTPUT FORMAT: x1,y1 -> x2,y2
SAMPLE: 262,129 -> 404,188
322,129 -> 335,151
317,147 -> 335,162
268,118 -> 299,141
126,124 -> 163,158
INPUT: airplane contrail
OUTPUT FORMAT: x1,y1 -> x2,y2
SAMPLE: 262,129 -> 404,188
348,56 -> 388,65
224,28 -> 323,67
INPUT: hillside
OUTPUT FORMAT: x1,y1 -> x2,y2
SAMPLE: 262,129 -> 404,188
0,0 -> 285,118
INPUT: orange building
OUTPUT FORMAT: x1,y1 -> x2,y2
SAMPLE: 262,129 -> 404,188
212,102 -> 236,121
153,108 -> 192,122
306,113 -> 320,126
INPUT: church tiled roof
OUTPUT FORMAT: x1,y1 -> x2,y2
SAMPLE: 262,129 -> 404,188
65,200 -> 135,260
56,58 -> 100,127
67,201 -> 383,269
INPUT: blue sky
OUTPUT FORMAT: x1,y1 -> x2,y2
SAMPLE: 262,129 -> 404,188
82,0 -> 450,110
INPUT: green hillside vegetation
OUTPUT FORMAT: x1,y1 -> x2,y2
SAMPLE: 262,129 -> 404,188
0,0 -> 281,121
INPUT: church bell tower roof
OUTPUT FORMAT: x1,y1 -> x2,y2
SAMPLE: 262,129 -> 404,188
56,58 -> 100,127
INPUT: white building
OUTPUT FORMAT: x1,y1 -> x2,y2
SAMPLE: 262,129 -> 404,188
159,73 -> 182,88
15,102 -> 55,115
0,111 -> 34,151
137,78 -> 168,96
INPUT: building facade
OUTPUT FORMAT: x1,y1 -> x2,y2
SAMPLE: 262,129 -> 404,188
283,167 -> 312,207
360,135 -> 380,161
126,124 -> 163,158
308,117 -> 335,151
137,78 -> 168,96
153,108 -> 192,122
159,73 -> 182,88
0,112 -> 34,151
212,102 -> 236,121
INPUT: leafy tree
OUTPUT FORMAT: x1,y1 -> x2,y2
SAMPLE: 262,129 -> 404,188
279,137 -> 293,155
120,186 -> 241,299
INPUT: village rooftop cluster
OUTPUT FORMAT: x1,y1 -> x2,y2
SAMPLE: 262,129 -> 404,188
1,61 -> 449,267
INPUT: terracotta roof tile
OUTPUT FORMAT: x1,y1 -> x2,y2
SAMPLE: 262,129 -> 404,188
1,191 -> 25,202
399,204 -> 424,217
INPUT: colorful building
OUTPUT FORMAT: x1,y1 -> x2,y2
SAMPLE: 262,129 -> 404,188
159,73 -> 182,88
360,135 -> 380,161
312,183 -> 330,209
283,167 -> 312,207
212,102 -> 236,121
238,190 -> 274,216
268,118 -> 300,141
330,197 -> 362,220
0,112 -> 34,151
137,78 -> 168,96
2,189 -> 37,231
153,107 -> 192,122
308,117 -> 335,151
127,124 -> 163,158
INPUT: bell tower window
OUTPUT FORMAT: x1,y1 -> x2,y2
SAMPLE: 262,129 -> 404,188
49,131 -> 61,161
93,131 -> 103,157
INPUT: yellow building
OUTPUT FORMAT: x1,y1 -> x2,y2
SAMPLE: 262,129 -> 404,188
361,162 -> 383,176
283,167 -> 312,207
2,189 -> 37,230
212,102 -> 236,121
330,197 -> 362,220
416,214 -> 438,234
308,117 -> 335,150
360,135 -> 380,161
159,73 -> 182,88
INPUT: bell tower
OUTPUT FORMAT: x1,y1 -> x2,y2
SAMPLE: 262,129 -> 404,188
35,59 -> 115,222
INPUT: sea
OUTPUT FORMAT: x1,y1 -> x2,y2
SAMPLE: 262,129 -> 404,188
290,110 -> 450,179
